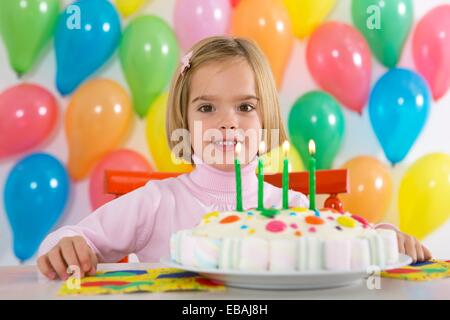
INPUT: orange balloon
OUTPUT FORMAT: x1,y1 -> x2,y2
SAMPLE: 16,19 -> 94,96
65,79 -> 133,181
340,156 -> 393,223
231,0 -> 294,88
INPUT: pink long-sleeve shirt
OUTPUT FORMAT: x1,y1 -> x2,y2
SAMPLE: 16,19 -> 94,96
38,154 -> 310,263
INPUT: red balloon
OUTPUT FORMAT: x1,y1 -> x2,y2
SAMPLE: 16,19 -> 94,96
306,22 -> 372,114
413,5 -> 450,101
0,84 -> 58,159
89,149 -> 153,210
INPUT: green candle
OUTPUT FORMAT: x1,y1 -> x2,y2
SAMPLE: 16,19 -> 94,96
308,139 -> 317,212
257,141 -> 266,211
234,142 -> 243,211
282,140 -> 290,209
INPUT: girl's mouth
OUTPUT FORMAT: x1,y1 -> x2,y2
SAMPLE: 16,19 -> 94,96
213,139 -> 238,152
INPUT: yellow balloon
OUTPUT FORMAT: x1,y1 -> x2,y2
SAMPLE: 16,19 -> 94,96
115,0 -> 149,18
399,153 -> 450,240
65,79 -> 133,181
261,144 -> 304,174
283,0 -> 336,39
145,93 -> 192,173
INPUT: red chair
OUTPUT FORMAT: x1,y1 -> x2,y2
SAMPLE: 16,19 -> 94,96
104,169 -> 349,262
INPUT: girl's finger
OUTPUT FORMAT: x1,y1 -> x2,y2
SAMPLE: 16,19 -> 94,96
37,255 -> 56,280
397,233 -> 406,254
87,253 -> 98,276
405,235 -> 417,263
422,245 -> 432,261
60,239 -> 84,278
47,247 -> 68,280
72,237 -> 92,273
415,239 -> 424,262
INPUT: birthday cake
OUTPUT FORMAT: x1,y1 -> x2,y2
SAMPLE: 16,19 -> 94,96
170,207 -> 399,272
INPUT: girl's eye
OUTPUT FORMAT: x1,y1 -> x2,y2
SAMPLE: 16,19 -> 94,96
238,103 -> 255,112
198,104 -> 214,113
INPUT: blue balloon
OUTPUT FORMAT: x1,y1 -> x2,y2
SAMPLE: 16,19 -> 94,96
55,0 -> 121,95
369,68 -> 431,165
4,153 -> 70,262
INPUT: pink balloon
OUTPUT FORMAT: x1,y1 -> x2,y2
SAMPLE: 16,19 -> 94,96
0,84 -> 58,159
413,5 -> 450,101
174,0 -> 231,51
89,149 -> 153,210
306,22 -> 372,114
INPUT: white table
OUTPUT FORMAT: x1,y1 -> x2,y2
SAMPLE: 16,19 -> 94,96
0,263 -> 449,300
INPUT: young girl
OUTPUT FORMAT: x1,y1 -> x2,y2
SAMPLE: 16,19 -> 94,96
37,36 -> 431,280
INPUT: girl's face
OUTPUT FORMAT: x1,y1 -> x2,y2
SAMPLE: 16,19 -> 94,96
187,58 -> 262,171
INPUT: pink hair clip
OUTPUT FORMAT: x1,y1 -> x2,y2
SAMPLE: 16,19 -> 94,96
180,51 -> 193,76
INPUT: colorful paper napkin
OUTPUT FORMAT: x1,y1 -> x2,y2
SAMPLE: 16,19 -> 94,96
381,260 -> 450,281
59,268 -> 225,296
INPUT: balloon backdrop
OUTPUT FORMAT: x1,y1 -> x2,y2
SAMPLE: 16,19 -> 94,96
399,153 -> 450,240
288,91 -> 345,170
4,153 -> 70,262
369,68 -> 431,165
146,93 -> 193,172
55,0 -> 121,95
174,0 -> 231,52
231,0 -> 294,88
0,0 -> 60,75
0,84 -> 58,159
119,15 -> 179,118
340,156 -> 393,223
283,0 -> 336,39
352,0 -> 413,68
413,5 -> 450,101
262,144 -> 304,174
306,22 -> 372,114
115,0 -> 149,17
65,79 -> 133,181
89,149 -> 153,210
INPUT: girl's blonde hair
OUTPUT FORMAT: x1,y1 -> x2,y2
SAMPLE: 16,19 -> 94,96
166,36 -> 287,162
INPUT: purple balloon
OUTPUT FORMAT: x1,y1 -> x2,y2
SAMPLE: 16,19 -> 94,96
174,0 -> 231,52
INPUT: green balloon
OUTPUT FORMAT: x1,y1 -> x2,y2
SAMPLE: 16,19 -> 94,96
288,91 -> 345,170
119,15 -> 180,118
352,0 -> 413,68
0,0 -> 60,75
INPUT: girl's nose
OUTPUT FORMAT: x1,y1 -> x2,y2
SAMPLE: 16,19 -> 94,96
220,125 -> 237,130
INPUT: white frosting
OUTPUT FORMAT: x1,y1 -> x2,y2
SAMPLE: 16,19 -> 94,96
170,208 -> 399,272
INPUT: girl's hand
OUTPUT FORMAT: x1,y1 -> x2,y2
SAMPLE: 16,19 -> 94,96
37,236 -> 98,280
395,230 -> 432,263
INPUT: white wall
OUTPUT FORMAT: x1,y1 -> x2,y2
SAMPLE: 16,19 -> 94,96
1,0 -> 449,265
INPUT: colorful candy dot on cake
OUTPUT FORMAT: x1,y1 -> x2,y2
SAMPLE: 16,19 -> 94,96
294,230 -> 303,237
247,211 -> 254,216
291,207 -> 307,213
265,220 -> 287,233
351,214 -> 369,226
337,216 -> 357,228
203,211 -> 219,220
326,216 -> 335,221
248,229 -> 255,235
335,226 -> 343,231
219,215 -> 240,224
289,212 -> 297,217
308,227 -> 317,233
260,208 -> 279,218
240,225 -> 249,230
290,223 -> 298,229
305,215 -> 325,225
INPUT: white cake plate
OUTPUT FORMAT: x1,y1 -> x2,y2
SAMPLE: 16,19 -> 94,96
160,254 -> 412,290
